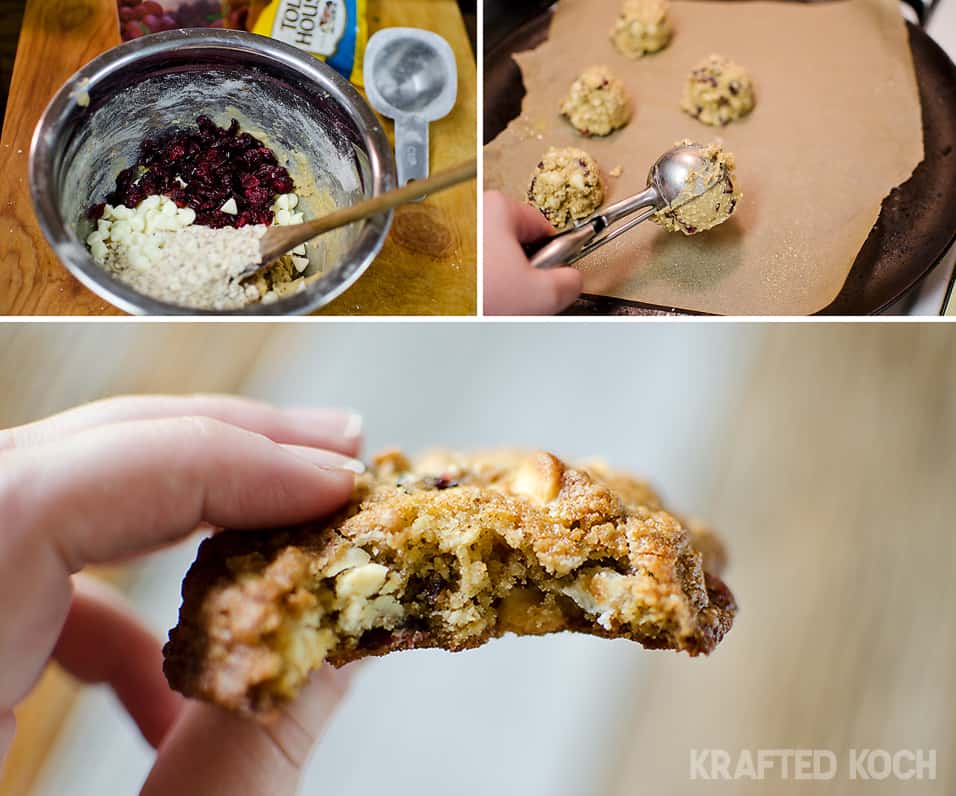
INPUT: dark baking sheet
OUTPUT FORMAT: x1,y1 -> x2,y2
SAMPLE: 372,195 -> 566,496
484,9 -> 956,316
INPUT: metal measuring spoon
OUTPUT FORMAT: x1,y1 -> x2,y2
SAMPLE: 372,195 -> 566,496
525,142 -> 729,270
364,28 -> 458,190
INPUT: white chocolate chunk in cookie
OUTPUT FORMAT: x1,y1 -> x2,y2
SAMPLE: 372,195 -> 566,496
511,452 -> 564,504
336,563 -> 389,599
326,547 -> 372,577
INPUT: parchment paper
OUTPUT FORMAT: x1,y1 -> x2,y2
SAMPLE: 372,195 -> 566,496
484,0 -> 924,315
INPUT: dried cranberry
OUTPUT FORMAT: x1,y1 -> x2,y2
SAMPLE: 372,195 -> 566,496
235,132 -> 257,150
271,175 -> 293,193
196,115 -> 216,134
125,187 -> 146,207
87,115 -> 293,228
115,165 -> 138,189
244,186 -> 272,206
427,475 -> 459,490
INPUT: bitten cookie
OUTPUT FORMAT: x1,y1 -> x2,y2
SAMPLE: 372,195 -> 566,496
560,65 -> 633,137
610,0 -> 672,58
527,147 -> 604,230
653,139 -> 741,235
681,54 -> 755,127
164,448 -> 737,716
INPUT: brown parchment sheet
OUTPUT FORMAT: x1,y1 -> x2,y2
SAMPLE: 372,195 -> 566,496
484,0 -> 924,315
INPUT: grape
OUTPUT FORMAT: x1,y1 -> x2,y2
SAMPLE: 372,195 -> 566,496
172,0 -> 224,28
122,20 -> 145,38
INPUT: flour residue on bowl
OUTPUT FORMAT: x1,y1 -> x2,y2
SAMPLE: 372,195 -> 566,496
62,68 -> 370,310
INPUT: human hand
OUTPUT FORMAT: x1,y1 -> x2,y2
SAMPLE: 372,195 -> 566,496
483,191 -> 583,315
0,395 -> 365,795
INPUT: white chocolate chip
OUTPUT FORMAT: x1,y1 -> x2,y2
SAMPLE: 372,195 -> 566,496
325,547 -> 371,577
336,563 -> 389,599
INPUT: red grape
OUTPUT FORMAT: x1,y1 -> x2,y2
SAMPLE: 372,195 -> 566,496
122,20 -> 145,38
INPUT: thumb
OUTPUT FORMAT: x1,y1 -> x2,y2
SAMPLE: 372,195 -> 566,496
142,665 -> 353,796
528,267 -> 583,315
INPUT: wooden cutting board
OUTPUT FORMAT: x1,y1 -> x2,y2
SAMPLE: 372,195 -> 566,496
0,0 -> 476,315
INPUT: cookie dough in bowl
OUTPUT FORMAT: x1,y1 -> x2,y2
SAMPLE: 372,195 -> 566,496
653,139 -> 741,235
560,65 -> 633,137
681,54 -> 755,127
610,0 -> 672,58
527,147 -> 604,230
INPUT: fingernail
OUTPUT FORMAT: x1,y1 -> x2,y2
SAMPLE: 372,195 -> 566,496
282,445 -> 366,474
342,411 -> 363,440
284,408 -> 363,441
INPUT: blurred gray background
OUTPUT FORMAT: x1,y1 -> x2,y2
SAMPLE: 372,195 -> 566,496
1,323 -> 953,795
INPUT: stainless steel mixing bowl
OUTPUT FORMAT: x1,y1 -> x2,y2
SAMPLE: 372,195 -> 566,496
30,29 -> 396,315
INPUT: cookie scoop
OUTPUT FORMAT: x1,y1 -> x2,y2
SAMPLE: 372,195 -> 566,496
524,140 -> 740,269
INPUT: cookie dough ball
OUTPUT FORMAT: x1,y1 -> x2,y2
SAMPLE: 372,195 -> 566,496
610,0 -> 672,58
681,54 -> 755,126
527,147 -> 604,230
653,139 -> 741,235
560,66 -> 632,137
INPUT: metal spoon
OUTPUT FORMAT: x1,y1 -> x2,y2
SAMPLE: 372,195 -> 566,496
524,142 -> 724,270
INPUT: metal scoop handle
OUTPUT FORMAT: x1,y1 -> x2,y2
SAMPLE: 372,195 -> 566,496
396,116 -> 429,188
525,186 -> 661,269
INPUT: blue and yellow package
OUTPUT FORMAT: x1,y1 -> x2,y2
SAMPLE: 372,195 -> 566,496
251,0 -> 368,86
